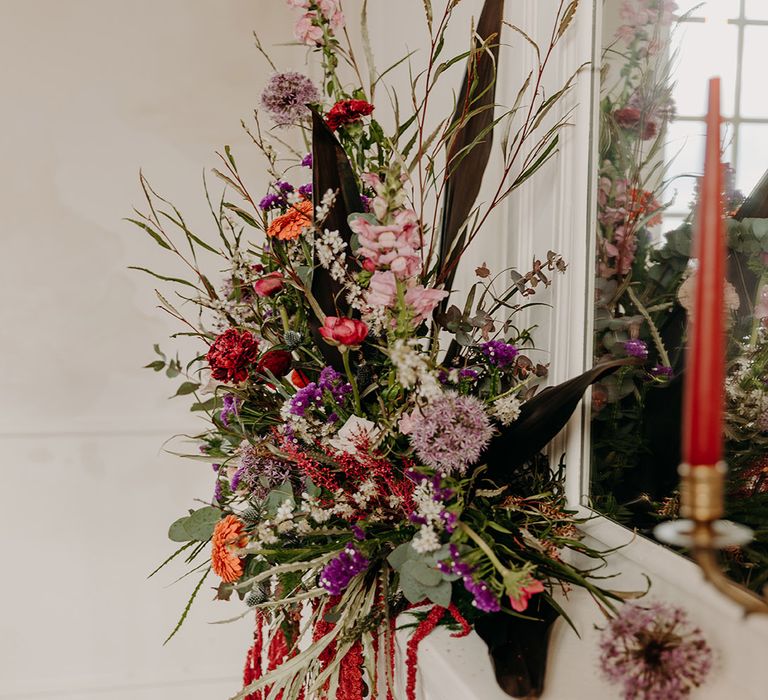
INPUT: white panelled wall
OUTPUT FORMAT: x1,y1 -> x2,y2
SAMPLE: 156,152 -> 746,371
2,2 -> 768,700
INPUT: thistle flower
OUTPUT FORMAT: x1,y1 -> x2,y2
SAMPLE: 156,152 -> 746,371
260,72 -> 319,127
599,602 -> 713,700
401,392 -> 494,474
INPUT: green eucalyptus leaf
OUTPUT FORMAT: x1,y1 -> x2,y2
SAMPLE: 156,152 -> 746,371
168,516 -> 193,542
399,569 -> 427,604
388,542 -> 416,571
425,579 -> 452,608
173,381 -> 201,397
184,506 -> 223,541
402,559 -> 441,588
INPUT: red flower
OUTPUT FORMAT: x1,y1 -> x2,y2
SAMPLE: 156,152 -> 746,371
291,369 -> 310,388
508,577 -> 545,613
325,99 -> 374,131
207,328 -> 260,384
613,107 -> 657,140
257,349 -> 292,378
319,316 -> 369,349
253,272 -> 285,298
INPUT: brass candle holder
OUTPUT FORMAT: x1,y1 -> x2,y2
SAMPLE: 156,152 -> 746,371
654,462 -> 768,614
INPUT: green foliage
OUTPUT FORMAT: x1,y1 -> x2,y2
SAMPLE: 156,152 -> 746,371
168,506 -> 221,543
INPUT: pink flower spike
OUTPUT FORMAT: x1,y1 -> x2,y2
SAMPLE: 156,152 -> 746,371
294,12 -> 323,45
508,577 -> 545,612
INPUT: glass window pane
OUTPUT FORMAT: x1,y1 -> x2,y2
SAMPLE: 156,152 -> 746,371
670,18 -> 738,117
740,27 -> 768,118
677,0 -> 740,21
736,123 -> 768,195
745,0 -> 768,20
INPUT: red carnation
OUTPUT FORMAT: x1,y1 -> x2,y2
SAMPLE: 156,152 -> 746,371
207,328 -> 260,384
613,107 -> 657,140
325,99 -> 374,131
256,349 -> 292,379
319,316 -> 369,349
253,272 -> 285,298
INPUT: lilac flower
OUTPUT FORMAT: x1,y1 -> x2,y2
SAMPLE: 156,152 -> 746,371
298,183 -> 313,199
402,393 -> 493,474
219,394 -> 240,427
259,193 -> 284,211
301,153 -> 313,168
260,72 -> 319,127
319,544 -> 370,595
623,339 -> 648,359
480,340 -> 519,367
599,602 -> 713,700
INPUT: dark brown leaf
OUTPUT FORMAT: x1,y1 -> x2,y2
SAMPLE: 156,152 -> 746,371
438,0 -> 505,295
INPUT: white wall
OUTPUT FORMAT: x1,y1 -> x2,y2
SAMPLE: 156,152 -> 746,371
0,2 -> 298,698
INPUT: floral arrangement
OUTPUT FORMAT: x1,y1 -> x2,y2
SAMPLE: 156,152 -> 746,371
598,601 -> 713,700
135,1 -> 632,698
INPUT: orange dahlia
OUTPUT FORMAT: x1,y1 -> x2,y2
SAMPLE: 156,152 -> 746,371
267,199 -> 313,241
211,514 -> 248,582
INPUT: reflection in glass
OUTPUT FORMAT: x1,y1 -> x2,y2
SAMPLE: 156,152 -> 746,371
590,1 -> 768,593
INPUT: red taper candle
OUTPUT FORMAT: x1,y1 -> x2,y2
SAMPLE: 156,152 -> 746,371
681,78 -> 727,466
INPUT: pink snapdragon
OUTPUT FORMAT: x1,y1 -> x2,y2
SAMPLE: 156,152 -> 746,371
317,0 -> 344,28
351,209 -> 423,279
366,271 -> 447,325
404,286 -> 448,324
294,12 -> 323,45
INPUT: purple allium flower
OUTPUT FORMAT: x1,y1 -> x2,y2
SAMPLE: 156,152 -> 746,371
403,393 -> 493,474
480,340 -> 519,367
230,441 -> 291,499
623,339 -> 649,359
298,183 -> 313,199
319,544 -> 369,595
219,394 -> 240,427
599,602 -> 713,700
649,364 -> 673,379
301,153 -> 313,168
260,72 -> 319,127
259,193 -> 284,211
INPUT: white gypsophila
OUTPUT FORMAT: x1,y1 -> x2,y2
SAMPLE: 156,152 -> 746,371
285,190 -> 302,206
315,188 -> 337,222
412,524 -> 441,553
345,283 -> 366,311
492,395 -> 522,426
275,499 -> 295,523
295,518 -> 313,535
255,520 -> 278,546
316,228 -> 348,283
351,479 -> 378,507
390,339 -> 442,401
388,494 -> 402,508
413,481 -> 443,522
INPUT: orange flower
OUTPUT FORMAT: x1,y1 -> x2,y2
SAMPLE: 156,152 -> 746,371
211,514 -> 248,582
267,199 -> 313,241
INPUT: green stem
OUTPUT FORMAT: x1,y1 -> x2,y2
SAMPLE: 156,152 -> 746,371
279,305 -> 291,334
458,521 -> 510,576
626,285 -> 671,368
342,349 -> 362,414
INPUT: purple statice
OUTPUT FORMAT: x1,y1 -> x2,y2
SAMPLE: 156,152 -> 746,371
319,544 -> 370,595
276,180 -> 295,194
260,72 -> 319,127
289,382 -> 324,417
219,394 -> 240,427
298,183 -> 313,199
213,479 -> 224,503
459,368 -> 479,381
480,340 -> 518,367
623,339 -> 649,359
649,364 -> 673,380
360,194 -> 371,212
301,153 -> 313,168
403,393 -> 493,474
351,525 -> 366,541
439,545 -> 500,612
599,602 -> 713,700
229,441 -> 291,500
288,367 -> 351,418
259,193 -> 284,211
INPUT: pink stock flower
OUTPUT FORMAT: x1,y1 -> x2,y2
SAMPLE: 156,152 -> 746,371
294,12 -> 323,45
285,0 -> 310,8
508,576 -> 545,612
404,286 -> 449,324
